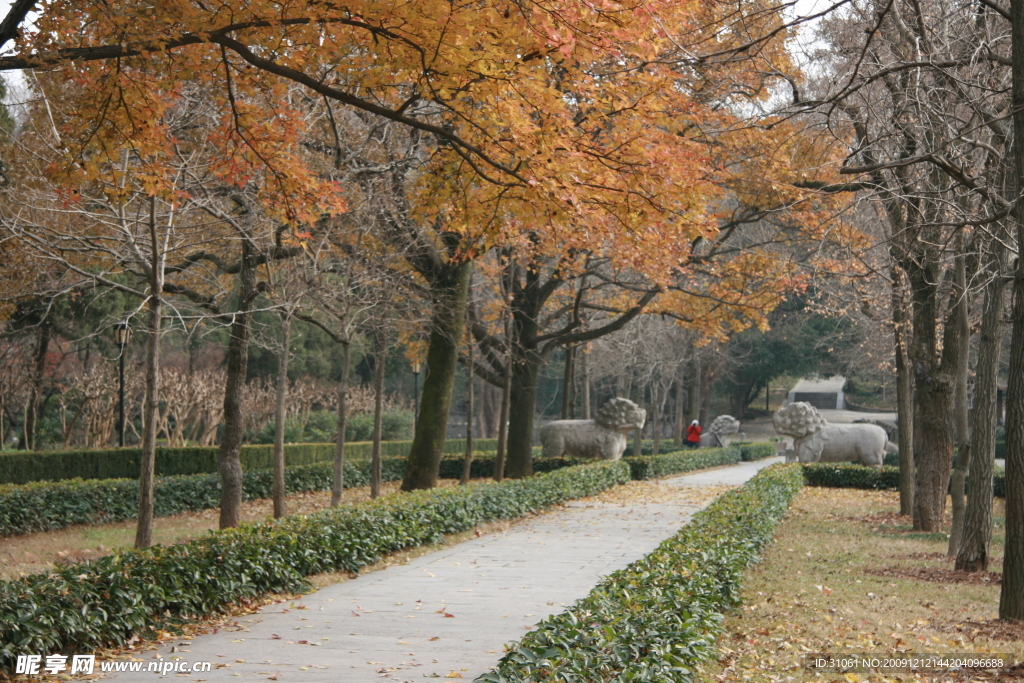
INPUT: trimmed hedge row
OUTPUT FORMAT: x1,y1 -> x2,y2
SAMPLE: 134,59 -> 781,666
0,461 -> 631,671
739,442 -> 777,461
0,438 -> 501,485
638,441 -> 776,461
0,459 -> 386,537
0,448 -> 749,538
802,462 -> 1007,498
627,447 -> 742,480
1,453 -> 556,537
0,454 -> 520,540
479,463 -> 804,682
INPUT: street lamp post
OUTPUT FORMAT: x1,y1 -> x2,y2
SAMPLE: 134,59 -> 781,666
114,322 -> 130,447
412,361 -> 422,428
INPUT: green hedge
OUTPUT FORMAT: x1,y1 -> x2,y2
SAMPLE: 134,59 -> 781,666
739,442 -> 776,461
626,447 -> 741,480
0,439 -> 501,485
637,441 -> 776,461
1,448 -> 758,538
801,463 -> 901,490
0,461 -> 631,671
479,463 -> 804,682
638,441 -> 688,456
0,453 -> 581,537
0,461 -> 364,537
802,463 -> 1007,498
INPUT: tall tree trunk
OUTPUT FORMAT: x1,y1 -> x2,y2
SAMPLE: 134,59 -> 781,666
22,320 -> 50,451
134,290 -> 161,548
911,364 -> 955,532
135,199 -> 163,549
506,351 -> 541,478
371,333 -> 386,499
1002,2 -> 1024,618
331,341 -> 351,507
480,381 -> 496,438
908,254 -> 958,532
402,260 -> 473,491
476,374 -> 487,439
674,377 -> 684,447
560,345 -> 575,419
1001,254 -> 1024,616
892,266 -> 915,516
272,309 -> 293,519
581,350 -> 591,420
957,264 -> 1005,571
651,383 -> 662,456
462,336 -> 474,485
494,348 -> 512,482
949,249 -> 971,555
730,378 -> 756,419
686,354 -> 700,425
219,239 -> 257,529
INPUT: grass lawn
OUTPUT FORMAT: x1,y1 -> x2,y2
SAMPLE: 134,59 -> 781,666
698,486 -> 1023,682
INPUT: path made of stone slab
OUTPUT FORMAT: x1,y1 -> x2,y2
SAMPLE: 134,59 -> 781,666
92,458 -> 782,683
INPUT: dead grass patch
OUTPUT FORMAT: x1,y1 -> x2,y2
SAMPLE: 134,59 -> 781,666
697,487 -> 1021,683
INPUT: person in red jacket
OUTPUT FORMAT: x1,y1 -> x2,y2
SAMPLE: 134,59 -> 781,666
685,420 -> 701,448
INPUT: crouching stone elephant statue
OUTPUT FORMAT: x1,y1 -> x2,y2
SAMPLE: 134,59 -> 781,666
539,397 -> 646,460
773,401 -> 897,469
699,415 -> 741,448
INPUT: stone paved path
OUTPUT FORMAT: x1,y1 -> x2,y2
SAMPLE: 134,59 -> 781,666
95,458 -> 781,682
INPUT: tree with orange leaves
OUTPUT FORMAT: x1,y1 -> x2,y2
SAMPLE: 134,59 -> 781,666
0,63 -> 344,535
0,0 -> 859,493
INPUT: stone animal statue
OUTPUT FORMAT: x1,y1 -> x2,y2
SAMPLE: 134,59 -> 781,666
540,397 -> 647,460
699,415 -> 741,448
772,401 -> 897,469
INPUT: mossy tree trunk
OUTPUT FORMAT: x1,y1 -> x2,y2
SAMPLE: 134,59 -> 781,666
219,239 -> 258,529
506,350 -> 543,479
401,259 -> 473,491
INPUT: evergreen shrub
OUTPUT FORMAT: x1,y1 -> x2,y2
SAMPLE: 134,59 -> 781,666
739,442 -> 776,461
479,464 -> 803,682
626,447 -> 742,480
0,461 -> 630,670
802,462 -> 1007,498
0,439 -> 501,485
0,452 -> 562,537
801,463 -> 900,489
